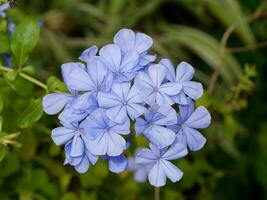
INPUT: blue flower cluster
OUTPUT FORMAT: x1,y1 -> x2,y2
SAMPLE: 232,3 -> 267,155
43,29 -> 211,187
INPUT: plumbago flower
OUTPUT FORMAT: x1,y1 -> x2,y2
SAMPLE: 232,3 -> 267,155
42,28 -> 211,186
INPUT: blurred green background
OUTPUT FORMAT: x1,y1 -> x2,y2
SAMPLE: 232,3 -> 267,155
1,0 -> 267,199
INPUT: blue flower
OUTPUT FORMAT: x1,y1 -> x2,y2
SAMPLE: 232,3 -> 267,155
135,143 -> 188,187
113,28 -> 156,71
128,153 -> 152,182
135,105 -> 177,149
99,44 -> 140,82
64,140 -> 98,173
168,99 -> 211,151
98,82 -> 146,124
134,64 -> 182,106
81,109 -> 130,156
160,59 -> 203,105
0,2 -> 10,18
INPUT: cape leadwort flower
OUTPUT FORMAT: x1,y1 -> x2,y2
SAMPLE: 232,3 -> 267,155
42,28 -> 211,187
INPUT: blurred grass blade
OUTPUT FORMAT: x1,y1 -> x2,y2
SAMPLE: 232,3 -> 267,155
161,25 -> 242,85
204,0 -> 255,45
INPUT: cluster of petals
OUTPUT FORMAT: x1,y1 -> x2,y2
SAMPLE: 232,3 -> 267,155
43,28 -> 211,186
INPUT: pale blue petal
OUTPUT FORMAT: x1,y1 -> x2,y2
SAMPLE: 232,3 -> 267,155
120,51 -> 139,72
179,100 -> 194,122
113,29 -> 135,53
138,54 -> 156,67
183,81 -> 203,100
85,134 -> 108,156
106,105 -> 128,124
182,127 -> 206,151
134,72 -> 154,90
175,61 -> 194,83
148,162 -> 166,187
109,154 -> 128,173
51,127 -> 76,145
148,64 -> 166,87
184,106 -> 211,128
161,160 -> 183,183
126,103 -> 146,120
159,59 -> 176,82
160,82 -> 182,96
70,135 -> 85,157
144,125 -> 175,149
97,92 -> 122,108
42,93 -> 71,115
162,142 -> 188,160
149,143 -> 161,157
154,105 -> 177,126
72,92 -> 98,112
127,85 -> 143,103
79,45 -> 98,62
135,118 -> 149,136
61,62 -> 86,90
134,32 -> 153,54
74,155 -> 90,173
64,141 -> 82,166
135,167 -> 148,182
155,92 -> 174,106
107,133 -> 126,156
173,93 -> 189,105
85,150 -> 99,165
135,148 -> 157,164
99,44 -> 121,72
111,82 -> 131,100
110,119 -> 130,135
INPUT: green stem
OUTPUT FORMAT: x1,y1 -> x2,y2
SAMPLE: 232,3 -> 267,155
154,187 -> 160,200
0,65 -> 48,91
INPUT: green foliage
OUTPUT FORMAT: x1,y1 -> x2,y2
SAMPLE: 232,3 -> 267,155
11,20 -> 40,68
0,0 -> 267,199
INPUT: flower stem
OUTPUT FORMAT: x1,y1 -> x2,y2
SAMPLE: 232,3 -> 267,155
0,65 -> 48,91
154,187 -> 160,200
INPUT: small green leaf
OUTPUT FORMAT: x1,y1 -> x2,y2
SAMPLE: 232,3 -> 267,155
5,76 -> 33,97
47,76 -> 68,92
0,20 -> 7,33
22,65 -> 35,75
0,96 -> 3,113
18,98 -> 43,128
0,34 -> 9,54
3,71 -> 18,81
11,20 -> 40,68
0,147 -> 7,163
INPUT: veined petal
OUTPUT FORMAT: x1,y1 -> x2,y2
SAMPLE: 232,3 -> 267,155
176,61 -> 194,83
110,119 -> 130,135
126,103 -> 146,120
85,150 -> 99,165
182,127 -> 206,151
135,118 -> 149,136
72,92 -> 98,112
162,142 -> 188,160
120,51 -> 139,73
135,148 -> 157,164
51,127 -> 76,145
183,81 -> 203,100
109,154 -> 128,173
70,135 -> 84,157
148,64 -> 166,87
106,105 -> 128,124
134,71 -> 154,89
85,133 -> 108,156
184,106 -> 211,128
111,82 -> 131,100
160,59 -> 176,82
144,125 -> 176,149
154,105 -> 177,126
79,45 -> 98,62
99,44 -> 121,72
148,162 -> 166,187
97,91 -> 121,108
160,82 -> 182,96
173,92 -> 189,105
179,100 -> 194,122
161,160 -> 183,183
74,155 -> 90,173
107,132 -> 126,156
127,85 -> 143,103
113,29 -> 135,53
42,93 -> 71,115
134,32 -> 153,54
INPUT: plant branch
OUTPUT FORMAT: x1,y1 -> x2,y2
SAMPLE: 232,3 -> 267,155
154,187 -> 160,200
0,65 -> 48,91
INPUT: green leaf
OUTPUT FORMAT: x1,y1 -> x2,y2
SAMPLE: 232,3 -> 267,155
5,76 -> 33,97
3,71 -> 18,81
10,20 -> 40,68
47,76 -> 68,92
1,153 -> 20,177
0,34 -> 9,54
22,65 -> 35,75
18,98 -> 43,128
